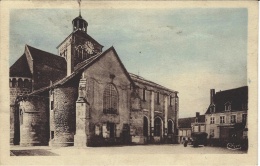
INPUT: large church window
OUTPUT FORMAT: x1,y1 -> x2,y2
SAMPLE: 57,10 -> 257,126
103,84 -> 118,114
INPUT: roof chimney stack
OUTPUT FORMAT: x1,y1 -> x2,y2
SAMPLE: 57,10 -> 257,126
210,89 -> 215,104
196,112 -> 200,118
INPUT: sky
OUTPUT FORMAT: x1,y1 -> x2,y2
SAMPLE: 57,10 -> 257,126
9,7 -> 248,118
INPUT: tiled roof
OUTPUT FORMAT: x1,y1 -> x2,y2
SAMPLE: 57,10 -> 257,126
74,53 -> 102,71
178,117 -> 194,128
178,115 -> 205,128
197,115 -> 205,123
129,73 -> 176,93
27,45 -> 67,71
205,86 -> 248,114
29,46 -> 134,95
29,52 -> 102,95
57,30 -> 103,49
10,53 -> 32,77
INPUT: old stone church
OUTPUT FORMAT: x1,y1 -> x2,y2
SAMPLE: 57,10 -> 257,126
9,13 -> 179,146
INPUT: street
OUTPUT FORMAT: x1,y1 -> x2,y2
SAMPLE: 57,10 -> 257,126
10,144 -> 246,156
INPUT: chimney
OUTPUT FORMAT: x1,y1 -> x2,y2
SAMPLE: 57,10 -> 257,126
210,89 -> 215,104
196,112 -> 200,118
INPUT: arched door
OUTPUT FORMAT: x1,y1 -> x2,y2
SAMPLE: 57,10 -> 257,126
154,117 -> 162,137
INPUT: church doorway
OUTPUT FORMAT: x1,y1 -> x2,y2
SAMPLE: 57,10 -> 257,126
154,117 -> 162,137
108,123 -> 115,138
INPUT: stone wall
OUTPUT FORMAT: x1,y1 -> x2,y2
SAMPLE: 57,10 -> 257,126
132,81 -> 179,143
77,49 -> 132,146
9,77 -> 32,144
129,90 -> 144,144
51,86 -> 78,146
19,96 -> 49,146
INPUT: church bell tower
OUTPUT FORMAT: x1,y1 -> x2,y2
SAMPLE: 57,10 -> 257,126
57,1 -> 103,76
72,15 -> 88,33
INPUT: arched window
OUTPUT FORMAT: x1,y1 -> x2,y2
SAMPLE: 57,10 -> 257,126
81,49 -> 84,60
18,78 -> 23,87
24,79 -> 30,88
103,84 -> 118,114
168,120 -> 173,134
12,78 -> 17,87
143,116 -> 148,137
77,46 -> 83,60
154,117 -> 162,136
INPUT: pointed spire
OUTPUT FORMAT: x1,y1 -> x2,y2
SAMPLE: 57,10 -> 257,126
72,0 -> 88,33
78,0 -> 81,17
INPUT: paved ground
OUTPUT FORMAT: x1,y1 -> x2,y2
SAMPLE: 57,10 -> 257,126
10,144 -> 247,156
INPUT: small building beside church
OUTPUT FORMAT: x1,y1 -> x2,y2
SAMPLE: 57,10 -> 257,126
178,112 -> 205,143
9,13 -> 179,147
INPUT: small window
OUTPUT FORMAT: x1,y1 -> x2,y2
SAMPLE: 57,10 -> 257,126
12,79 -> 16,87
18,78 -> 23,87
179,130 -> 183,136
157,92 -> 160,104
210,117 -> 215,124
182,130 -> 187,137
195,118 -> 198,123
51,101 -> 54,110
220,116 -> 225,124
230,115 -> 236,123
143,89 -> 146,101
170,96 -> 172,106
194,125 -> 199,132
210,105 -> 215,113
51,131 -> 54,139
225,102 -> 231,111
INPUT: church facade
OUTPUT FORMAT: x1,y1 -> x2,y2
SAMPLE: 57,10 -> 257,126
9,14 -> 179,147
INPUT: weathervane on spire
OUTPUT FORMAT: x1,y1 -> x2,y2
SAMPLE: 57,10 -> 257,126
78,0 -> 81,16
